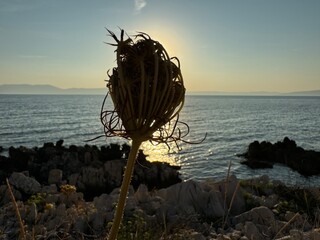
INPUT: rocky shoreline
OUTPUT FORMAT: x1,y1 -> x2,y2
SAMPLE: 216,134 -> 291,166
1,141 -> 320,239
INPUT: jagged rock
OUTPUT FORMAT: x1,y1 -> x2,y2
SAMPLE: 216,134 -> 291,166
239,137 -> 320,176
233,206 -> 275,227
0,184 -> 22,205
1,142 -> 182,200
77,167 -> 107,199
104,159 -> 125,188
93,193 -> 117,212
90,212 -> 106,232
55,139 -> 64,148
156,180 -> 225,221
48,169 -> 63,184
68,173 -> 79,186
134,184 -> 151,203
9,172 -> 41,195
135,160 -> 181,190
243,221 -> 264,240
9,146 -> 36,171
252,194 -> 279,209
73,215 -> 88,233
26,202 -> 38,225
41,184 -> 58,194
212,175 -> 246,215
284,212 -> 312,231
100,143 -> 123,160
139,195 -> 164,215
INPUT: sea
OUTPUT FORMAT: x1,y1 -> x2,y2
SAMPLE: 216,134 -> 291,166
1,94 -> 319,187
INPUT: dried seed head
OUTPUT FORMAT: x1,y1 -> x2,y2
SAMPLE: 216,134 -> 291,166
101,29 -> 200,147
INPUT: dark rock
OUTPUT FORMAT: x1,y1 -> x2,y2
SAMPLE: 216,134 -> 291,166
0,155 -> 14,183
232,206 -> 275,226
1,141 -> 182,200
77,167 -> 107,199
100,143 -> 123,161
56,139 -> 64,147
48,169 -> 63,185
239,137 -> 320,176
9,146 -> 36,171
43,142 -> 54,148
9,172 -> 41,195
104,159 -> 126,190
155,180 -> 226,221
241,160 -> 273,169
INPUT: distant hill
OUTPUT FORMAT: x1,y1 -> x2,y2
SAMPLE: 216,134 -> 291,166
0,84 -> 319,96
285,90 -> 320,96
0,84 -> 106,95
188,90 -> 320,96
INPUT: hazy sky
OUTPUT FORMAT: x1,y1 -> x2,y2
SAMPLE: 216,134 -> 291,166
0,0 -> 319,93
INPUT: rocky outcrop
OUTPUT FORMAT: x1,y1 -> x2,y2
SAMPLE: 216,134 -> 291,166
239,137 -> 320,176
1,174 -> 320,239
0,141 -> 181,200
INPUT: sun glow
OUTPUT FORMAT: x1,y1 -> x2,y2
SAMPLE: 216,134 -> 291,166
136,25 -> 186,60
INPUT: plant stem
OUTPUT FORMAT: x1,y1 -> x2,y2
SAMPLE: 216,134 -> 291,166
107,138 -> 142,240
6,178 -> 26,240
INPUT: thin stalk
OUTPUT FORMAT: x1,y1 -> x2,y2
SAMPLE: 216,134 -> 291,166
6,178 -> 26,240
107,138 -> 143,240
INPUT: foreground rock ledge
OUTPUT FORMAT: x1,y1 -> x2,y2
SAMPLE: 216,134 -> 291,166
1,174 -> 320,240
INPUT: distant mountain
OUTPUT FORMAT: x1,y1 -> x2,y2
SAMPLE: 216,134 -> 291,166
188,91 -> 281,96
0,84 -> 106,95
285,90 -> 320,96
189,90 -> 320,96
0,84 -> 319,96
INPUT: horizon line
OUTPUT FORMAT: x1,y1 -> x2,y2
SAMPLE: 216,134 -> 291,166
0,83 -> 319,96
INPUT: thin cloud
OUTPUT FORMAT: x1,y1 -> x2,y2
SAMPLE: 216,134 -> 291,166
134,0 -> 147,14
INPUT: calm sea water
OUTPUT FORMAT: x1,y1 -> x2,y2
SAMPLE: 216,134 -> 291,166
0,94 -> 319,186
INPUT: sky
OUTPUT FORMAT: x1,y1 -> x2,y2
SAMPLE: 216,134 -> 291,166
0,0 -> 319,93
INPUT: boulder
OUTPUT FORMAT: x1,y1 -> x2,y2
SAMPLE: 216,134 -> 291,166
9,172 -> 41,195
243,221 -> 264,240
156,180 -> 225,220
77,167 -> 107,199
134,184 -> 151,203
48,169 -> 63,185
211,175 -> 246,215
104,159 -> 126,189
232,206 -> 275,227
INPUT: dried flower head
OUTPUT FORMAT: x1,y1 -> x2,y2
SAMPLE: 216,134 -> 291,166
101,29 -> 190,147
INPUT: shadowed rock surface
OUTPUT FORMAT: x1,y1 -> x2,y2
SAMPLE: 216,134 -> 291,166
0,141 -> 181,200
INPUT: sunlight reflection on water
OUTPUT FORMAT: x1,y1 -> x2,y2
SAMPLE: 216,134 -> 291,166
140,141 -> 180,166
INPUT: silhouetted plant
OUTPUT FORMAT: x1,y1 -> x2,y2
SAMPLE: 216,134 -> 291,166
101,29 -> 204,240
